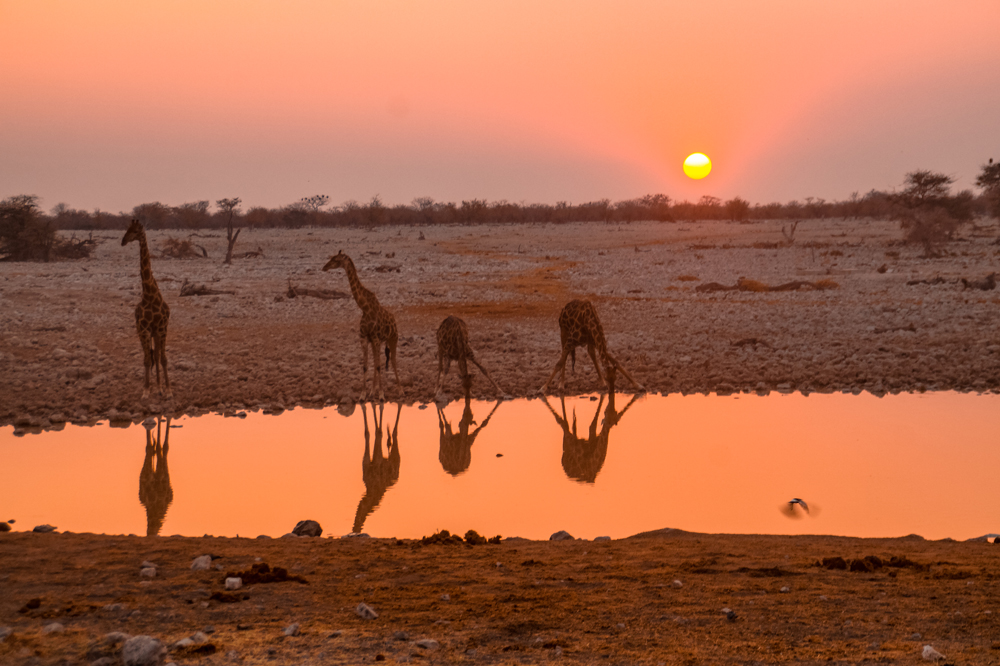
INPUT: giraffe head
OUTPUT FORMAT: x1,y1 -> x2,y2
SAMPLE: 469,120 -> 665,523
121,219 -> 144,246
322,250 -> 350,272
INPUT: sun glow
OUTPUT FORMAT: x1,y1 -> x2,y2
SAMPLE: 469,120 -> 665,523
683,153 -> 712,179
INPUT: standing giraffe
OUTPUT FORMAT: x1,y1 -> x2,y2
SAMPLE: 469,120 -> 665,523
323,251 -> 400,401
139,416 -> 173,537
540,299 -> 644,395
434,315 -> 504,401
122,219 -> 172,400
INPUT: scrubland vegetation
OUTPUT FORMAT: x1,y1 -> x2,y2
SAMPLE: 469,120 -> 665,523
2,162 -> 998,262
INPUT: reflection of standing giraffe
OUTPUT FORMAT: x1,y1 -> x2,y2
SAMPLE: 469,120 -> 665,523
352,402 -> 401,534
437,396 -> 502,476
323,251 -> 399,401
121,220 -> 172,400
543,392 -> 640,483
139,416 -> 173,537
541,299 -> 644,395
434,315 -> 504,400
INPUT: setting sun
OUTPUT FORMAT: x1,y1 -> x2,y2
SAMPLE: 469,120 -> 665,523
683,153 -> 712,180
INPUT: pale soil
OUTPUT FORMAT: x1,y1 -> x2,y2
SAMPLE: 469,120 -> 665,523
1,530 -> 998,665
1,218 -> 999,430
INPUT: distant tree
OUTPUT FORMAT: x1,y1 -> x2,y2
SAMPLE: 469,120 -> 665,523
0,195 -> 56,262
300,195 -> 330,212
217,197 -> 242,264
364,195 -> 386,227
174,201 -> 210,229
132,202 -> 171,229
893,170 -> 973,256
975,158 -> 1000,218
724,196 -> 750,222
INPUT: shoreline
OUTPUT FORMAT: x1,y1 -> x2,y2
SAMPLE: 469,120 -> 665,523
2,218 -> 999,428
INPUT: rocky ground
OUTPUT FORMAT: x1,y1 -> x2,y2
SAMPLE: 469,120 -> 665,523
1,529 -> 998,665
1,218 -> 999,430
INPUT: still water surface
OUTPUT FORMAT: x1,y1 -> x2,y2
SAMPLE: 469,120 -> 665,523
2,392 -> 997,541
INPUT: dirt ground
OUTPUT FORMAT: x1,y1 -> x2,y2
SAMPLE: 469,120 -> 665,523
1,530 -> 998,665
2,218 -> 999,430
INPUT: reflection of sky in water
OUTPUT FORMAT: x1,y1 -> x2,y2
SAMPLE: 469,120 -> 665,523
2,392 -> 998,541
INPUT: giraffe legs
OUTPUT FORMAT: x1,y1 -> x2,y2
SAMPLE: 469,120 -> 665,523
540,348 -> 571,395
387,334 -> 400,397
435,356 -> 453,402
370,338 -> 385,402
585,343 -> 608,390
468,356 -> 505,397
360,335 -> 371,401
139,331 -> 153,401
154,331 -> 172,400
602,351 -> 646,393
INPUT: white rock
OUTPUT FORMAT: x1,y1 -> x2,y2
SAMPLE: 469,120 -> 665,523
922,645 -> 946,661
416,639 -> 440,650
191,631 -> 209,643
140,567 -> 156,578
672,579 -> 683,588
355,603 -> 378,620
173,637 -> 195,648
122,635 -> 166,666
283,623 -> 300,637
140,561 -> 157,569
225,577 -> 242,590
0,627 -> 12,642
190,555 -> 212,571
42,622 -> 64,634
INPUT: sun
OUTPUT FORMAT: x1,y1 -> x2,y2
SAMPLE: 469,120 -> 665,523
683,153 -> 712,180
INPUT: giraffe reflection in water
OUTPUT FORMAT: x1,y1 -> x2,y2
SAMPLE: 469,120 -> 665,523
437,396 -> 502,476
352,402 -> 401,534
138,416 -> 173,536
543,391 -> 641,483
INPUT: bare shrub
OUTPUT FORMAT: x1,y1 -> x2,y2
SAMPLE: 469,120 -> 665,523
161,237 -> 206,259
0,195 -> 56,262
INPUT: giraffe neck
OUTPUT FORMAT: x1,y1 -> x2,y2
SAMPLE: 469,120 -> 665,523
137,232 -> 159,296
341,256 -> 373,312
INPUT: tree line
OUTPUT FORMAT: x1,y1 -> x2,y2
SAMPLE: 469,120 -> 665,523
2,161 -> 998,261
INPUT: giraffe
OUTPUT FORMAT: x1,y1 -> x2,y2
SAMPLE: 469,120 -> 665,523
542,391 -> 640,483
352,402 -> 401,535
121,219 -> 172,400
437,396 -> 502,476
540,299 -> 644,395
323,251 -> 399,402
434,315 -> 504,401
138,416 -> 173,537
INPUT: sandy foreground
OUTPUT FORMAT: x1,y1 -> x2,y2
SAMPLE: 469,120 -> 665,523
1,529 -> 999,665
1,217 -> 999,430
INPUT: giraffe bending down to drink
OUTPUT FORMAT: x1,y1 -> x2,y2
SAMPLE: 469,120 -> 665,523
121,219 -> 172,400
323,251 -> 400,402
540,299 -> 644,395
434,315 -> 504,401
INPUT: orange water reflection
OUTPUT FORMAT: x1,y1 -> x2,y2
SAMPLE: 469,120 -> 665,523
2,392 -> 998,541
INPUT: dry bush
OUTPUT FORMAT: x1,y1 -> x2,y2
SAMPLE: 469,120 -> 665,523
812,279 -> 840,290
676,275 -> 700,282
161,237 -> 206,259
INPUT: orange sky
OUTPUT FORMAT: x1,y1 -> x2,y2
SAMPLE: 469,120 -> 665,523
1,1 -> 999,211
2,393 -> 998,541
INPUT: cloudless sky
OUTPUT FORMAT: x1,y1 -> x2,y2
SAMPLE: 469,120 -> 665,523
2,1 -> 998,213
